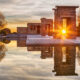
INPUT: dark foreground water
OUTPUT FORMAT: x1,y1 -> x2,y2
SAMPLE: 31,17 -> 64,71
0,38 -> 80,80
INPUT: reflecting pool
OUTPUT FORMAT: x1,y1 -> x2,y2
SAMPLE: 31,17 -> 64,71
0,38 -> 80,80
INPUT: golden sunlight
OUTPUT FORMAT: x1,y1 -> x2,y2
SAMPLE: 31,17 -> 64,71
62,29 -> 66,34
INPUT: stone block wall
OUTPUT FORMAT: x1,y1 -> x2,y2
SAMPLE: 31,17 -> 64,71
54,6 -> 78,39
27,23 -> 41,35
41,18 -> 53,36
17,27 -> 27,34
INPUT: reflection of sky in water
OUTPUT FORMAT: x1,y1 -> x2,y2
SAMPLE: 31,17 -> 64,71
0,41 -> 80,80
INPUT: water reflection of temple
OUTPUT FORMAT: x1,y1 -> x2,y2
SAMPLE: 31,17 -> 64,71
53,46 -> 77,76
17,38 -> 26,47
0,38 -> 11,44
76,46 -> 80,65
27,45 -> 77,75
17,38 -> 78,76
27,46 -> 53,59
17,38 -> 53,59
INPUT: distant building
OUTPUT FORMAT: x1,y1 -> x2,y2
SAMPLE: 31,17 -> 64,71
17,18 -> 53,36
27,18 -> 53,35
27,23 -> 41,35
41,18 -> 53,36
17,27 -> 27,34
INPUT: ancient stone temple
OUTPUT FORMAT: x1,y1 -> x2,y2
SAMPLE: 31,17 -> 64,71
53,6 -> 79,76
41,18 -> 53,36
27,23 -> 41,35
53,6 -> 78,39
17,27 -> 27,34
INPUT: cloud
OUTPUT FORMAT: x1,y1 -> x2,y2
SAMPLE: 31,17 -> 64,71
0,0 -> 14,4
0,0 -> 79,23
0,0 -> 54,23
54,0 -> 80,6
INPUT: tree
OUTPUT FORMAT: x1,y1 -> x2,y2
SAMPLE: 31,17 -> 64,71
0,28 -> 11,35
0,12 -> 7,30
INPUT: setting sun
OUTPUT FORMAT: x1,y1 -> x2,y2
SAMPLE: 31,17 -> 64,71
62,29 -> 66,34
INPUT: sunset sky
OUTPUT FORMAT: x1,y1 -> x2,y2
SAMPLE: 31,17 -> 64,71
0,0 -> 54,23
0,0 -> 80,32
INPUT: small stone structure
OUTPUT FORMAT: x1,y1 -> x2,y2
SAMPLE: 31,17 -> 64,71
17,27 -> 27,34
27,18 -> 53,35
41,18 -> 53,36
17,18 -> 53,36
27,23 -> 41,35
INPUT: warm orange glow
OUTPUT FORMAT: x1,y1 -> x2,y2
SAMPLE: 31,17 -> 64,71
62,18 -> 67,35
63,19 -> 67,28
62,29 -> 66,34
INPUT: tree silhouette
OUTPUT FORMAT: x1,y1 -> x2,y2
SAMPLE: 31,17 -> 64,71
0,12 -> 7,30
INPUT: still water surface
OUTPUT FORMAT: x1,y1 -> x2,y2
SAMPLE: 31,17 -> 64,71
0,39 -> 80,80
